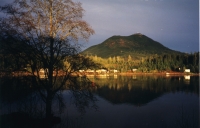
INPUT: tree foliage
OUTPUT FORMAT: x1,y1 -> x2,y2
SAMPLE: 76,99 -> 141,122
87,53 -> 199,73
0,0 -> 97,119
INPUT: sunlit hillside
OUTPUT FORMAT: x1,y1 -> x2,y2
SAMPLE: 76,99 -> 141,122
81,33 -> 181,59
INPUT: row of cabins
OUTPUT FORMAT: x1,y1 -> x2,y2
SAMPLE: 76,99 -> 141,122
39,68 -> 191,78
85,68 -> 190,73
38,68 -> 118,78
79,68 -> 141,74
38,68 -> 119,78
79,69 -> 118,74
79,68 -> 190,74
39,68 -> 191,74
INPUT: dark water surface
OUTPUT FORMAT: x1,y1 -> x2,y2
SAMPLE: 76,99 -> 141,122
0,75 -> 199,128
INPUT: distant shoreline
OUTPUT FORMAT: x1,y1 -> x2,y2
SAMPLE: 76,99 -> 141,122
0,71 -> 199,77
118,72 -> 199,76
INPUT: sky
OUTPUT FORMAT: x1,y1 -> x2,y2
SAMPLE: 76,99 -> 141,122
0,0 -> 199,53
79,0 -> 199,53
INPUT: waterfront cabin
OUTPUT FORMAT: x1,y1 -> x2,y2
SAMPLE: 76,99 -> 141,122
132,69 -> 137,72
86,69 -> 95,73
39,68 -> 48,78
109,69 -> 118,73
96,69 -> 107,74
184,69 -> 190,73
79,70 -> 84,72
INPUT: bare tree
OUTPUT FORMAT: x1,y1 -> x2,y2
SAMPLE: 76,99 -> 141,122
0,0 -> 96,120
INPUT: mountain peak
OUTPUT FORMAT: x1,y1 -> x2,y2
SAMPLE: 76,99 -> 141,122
132,33 -> 143,36
81,34 -> 181,58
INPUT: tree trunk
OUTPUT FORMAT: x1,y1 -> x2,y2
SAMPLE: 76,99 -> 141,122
46,91 -> 53,118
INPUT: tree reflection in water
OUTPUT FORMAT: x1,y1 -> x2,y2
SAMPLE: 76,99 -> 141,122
91,75 -> 199,106
0,76 -> 97,128
0,75 -> 199,128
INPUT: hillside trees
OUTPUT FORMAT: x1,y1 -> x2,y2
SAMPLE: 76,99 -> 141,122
86,53 -> 199,73
137,53 -> 199,73
0,0 -> 96,119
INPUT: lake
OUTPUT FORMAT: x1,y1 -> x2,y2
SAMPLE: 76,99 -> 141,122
0,75 -> 199,128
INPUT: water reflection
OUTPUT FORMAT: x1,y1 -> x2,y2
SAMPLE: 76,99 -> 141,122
0,76 -> 97,128
0,75 -> 199,128
90,75 -> 198,106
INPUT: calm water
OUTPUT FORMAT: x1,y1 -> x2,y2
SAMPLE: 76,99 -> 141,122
0,75 -> 199,128
59,75 -> 199,128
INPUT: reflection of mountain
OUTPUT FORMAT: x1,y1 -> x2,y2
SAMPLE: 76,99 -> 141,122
93,75 -> 199,106
97,85 -> 163,106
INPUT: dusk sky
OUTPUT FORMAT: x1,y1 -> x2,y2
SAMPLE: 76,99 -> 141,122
1,0 -> 199,53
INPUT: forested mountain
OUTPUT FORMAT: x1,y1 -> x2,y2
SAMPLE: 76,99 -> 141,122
0,33 -> 198,73
81,33 -> 181,59
80,33 -> 199,73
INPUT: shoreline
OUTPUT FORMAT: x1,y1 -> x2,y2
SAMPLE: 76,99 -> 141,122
118,72 -> 199,76
0,71 -> 199,77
